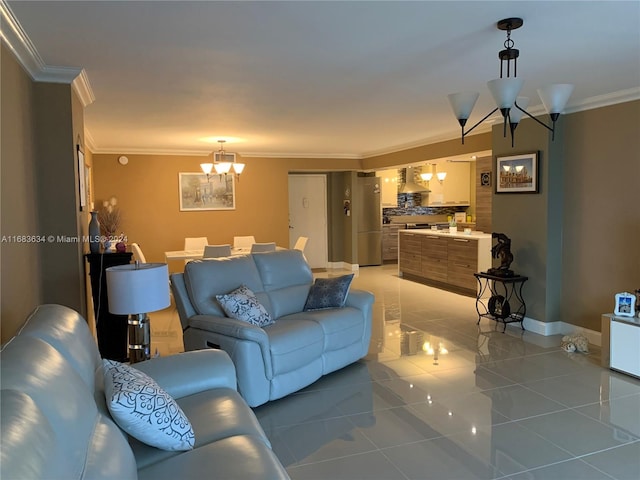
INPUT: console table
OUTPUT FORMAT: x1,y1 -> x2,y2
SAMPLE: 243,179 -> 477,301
85,252 -> 132,361
474,272 -> 528,332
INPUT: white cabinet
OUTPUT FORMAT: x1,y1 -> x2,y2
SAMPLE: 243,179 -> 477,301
424,162 -> 471,206
610,317 -> 640,378
379,169 -> 399,207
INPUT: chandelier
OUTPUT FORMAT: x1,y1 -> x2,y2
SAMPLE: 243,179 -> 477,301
447,18 -> 574,147
200,140 -> 245,181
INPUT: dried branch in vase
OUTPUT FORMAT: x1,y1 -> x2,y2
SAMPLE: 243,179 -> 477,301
98,196 -> 121,237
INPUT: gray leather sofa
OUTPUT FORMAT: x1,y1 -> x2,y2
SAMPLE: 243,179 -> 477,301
0,304 -> 289,480
171,249 -> 374,407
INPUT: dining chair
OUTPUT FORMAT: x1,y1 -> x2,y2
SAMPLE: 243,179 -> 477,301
293,236 -> 308,252
184,237 -> 209,251
203,244 -> 232,258
233,236 -> 256,249
131,243 -> 147,263
250,242 -> 276,253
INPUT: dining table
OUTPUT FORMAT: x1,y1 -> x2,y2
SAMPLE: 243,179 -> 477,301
164,246 -> 285,262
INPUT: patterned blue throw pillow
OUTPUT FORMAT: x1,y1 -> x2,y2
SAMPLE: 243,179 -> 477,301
216,285 -> 273,327
103,359 -> 195,451
303,274 -> 355,311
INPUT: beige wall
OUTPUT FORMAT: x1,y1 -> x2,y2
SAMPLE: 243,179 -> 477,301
492,100 -> 640,331
1,45 -> 87,342
92,154 -> 362,273
1,44 -> 42,341
362,133 -> 491,170
561,101 -> 640,331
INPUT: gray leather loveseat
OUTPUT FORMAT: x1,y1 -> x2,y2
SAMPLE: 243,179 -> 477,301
1,304 -> 289,480
171,249 -> 374,407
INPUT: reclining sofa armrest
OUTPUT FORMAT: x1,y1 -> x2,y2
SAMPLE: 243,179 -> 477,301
345,288 -> 375,312
133,349 -> 237,399
189,314 -> 274,377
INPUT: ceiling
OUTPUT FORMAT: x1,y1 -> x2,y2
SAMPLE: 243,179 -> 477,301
5,1 -> 640,158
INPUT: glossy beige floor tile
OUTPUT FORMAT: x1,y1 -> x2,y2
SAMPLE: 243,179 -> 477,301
156,264 -> 640,479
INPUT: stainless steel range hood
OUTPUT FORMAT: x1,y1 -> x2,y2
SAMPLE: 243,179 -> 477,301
399,167 -> 430,193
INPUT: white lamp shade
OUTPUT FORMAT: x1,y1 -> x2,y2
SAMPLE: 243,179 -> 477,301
436,172 -> 447,181
537,84 -> 574,114
106,263 -> 170,315
420,172 -> 433,181
214,162 -> 232,174
447,92 -> 479,120
232,163 -> 245,174
487,78 -> 524,109
200,163 -> 214,175
509,96 -> 530,124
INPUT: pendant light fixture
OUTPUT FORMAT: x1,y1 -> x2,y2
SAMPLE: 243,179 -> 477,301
200,140 -> 245,181
447,18 -> 574,147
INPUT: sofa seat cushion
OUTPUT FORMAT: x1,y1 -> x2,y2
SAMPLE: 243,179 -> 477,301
289,307 -> 365,351
131,387 -> 270,469
266,317 -> 324,376
137,434 -> 289,480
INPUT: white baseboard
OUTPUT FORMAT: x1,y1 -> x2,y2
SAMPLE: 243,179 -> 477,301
327,261 -> 359,272
522,317 -> 602,346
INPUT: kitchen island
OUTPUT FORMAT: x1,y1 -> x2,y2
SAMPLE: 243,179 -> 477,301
398,229 -> 492,296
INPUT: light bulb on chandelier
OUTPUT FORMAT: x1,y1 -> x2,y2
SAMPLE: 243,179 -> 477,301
201,140 -> 245,181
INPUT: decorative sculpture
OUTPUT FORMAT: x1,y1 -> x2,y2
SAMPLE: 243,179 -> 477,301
487,232 -> 515,277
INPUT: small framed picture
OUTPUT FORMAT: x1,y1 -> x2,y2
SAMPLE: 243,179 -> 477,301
480,171 -> 491,186
614,292 -> 636,317
496,152 -> 539,193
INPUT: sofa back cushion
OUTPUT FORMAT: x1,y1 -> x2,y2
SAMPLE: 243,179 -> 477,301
16,304 -> 103,390
252,250 -> 313,319
184,255 -> 273,317
0,335 -> 137,479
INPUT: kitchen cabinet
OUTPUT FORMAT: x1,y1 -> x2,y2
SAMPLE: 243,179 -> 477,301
447,237 -> 478,291
399,232 -> 421,275
379,169 -> 399,207
398,230 -> 491,295
382,224 -> 401,261
421,235 -> 447,282
424,162 -> 471,206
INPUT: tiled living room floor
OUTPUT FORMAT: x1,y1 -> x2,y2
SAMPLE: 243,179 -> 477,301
152,264 -> 640,480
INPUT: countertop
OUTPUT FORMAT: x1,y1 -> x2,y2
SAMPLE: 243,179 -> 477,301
399,229 -> 492,239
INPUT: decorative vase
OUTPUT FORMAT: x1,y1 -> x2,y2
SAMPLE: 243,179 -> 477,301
88,212 -> 101,253
449,226 -> 458,234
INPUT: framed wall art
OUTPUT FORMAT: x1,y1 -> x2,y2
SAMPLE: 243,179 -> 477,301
77,145 -> 87,211
496,152 -> 538,194
179,172 -> 235,211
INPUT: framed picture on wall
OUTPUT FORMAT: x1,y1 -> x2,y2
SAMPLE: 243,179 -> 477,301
496,152 -> 539,193
77,145 -> 87,211
179,172 -> 235,211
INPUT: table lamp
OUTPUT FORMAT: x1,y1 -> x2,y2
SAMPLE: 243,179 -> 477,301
106,262 -> 170,363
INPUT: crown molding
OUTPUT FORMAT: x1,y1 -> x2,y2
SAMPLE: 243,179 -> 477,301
1,0 -> 94,105
84,130 -> 96,152
239,152 -> 361,159
72,69 -> 95,107
564,86 -> 640,114
90,146 -> 213,156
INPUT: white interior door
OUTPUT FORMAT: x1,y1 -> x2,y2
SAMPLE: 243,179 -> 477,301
288,175 -> 328,269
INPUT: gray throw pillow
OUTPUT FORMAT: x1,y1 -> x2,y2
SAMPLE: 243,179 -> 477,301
216,285 -> 273,327
304,274 -> 354,311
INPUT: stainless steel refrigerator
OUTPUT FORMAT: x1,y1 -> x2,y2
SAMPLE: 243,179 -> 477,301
356,176 -> 382,266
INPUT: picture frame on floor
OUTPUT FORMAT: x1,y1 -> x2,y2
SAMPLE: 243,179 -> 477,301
496,152 -> 538,193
